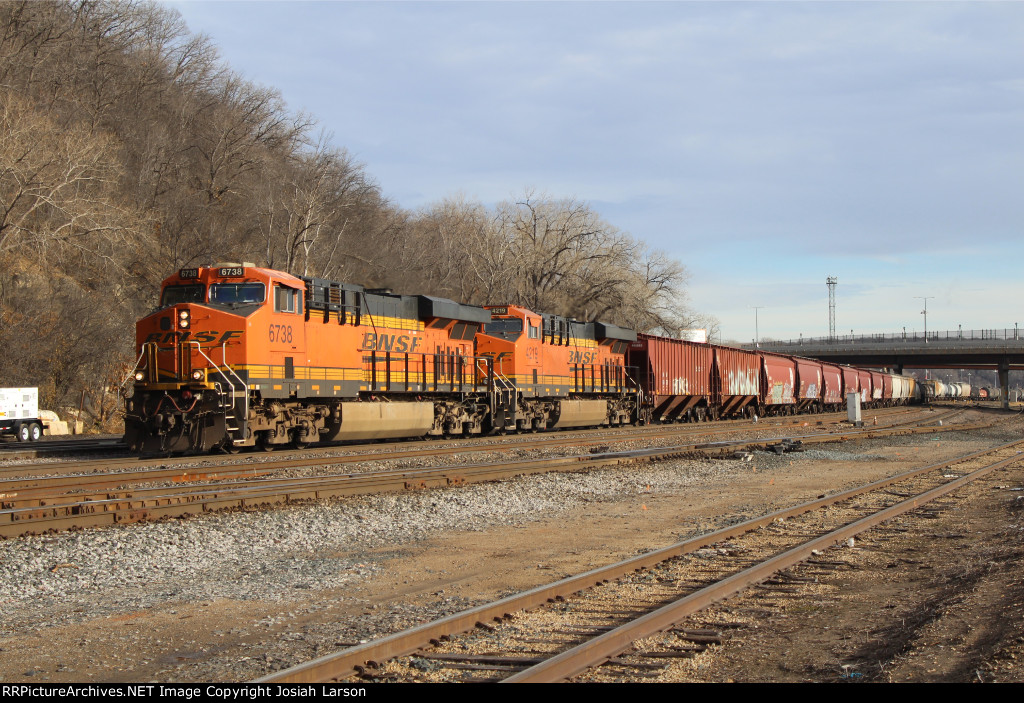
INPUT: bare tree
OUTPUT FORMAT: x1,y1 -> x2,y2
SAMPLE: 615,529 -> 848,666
0,92 -> 137,257
257,131 -> 379,278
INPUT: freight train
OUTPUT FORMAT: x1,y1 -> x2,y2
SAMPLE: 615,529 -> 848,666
631,333 -> 917,423
920,380 -> 1000,402
123,264 -> 916,454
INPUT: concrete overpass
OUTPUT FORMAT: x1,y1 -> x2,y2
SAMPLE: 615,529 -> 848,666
754,327 -> 1024,407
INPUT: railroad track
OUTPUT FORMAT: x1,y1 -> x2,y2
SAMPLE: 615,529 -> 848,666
0,408 -> 978,539
0,407 -> 974,540
0,436 -> 125,460
258,437 -> 1024,683
0,406 -> 942,483
0,406 -> 926,477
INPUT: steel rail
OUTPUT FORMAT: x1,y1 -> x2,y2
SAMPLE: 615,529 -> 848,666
0,407 -> 963,498
258,436 -> 1024,683
502,445 -> 1024,682
0,406 -> 930,481
0,415 -> 982,537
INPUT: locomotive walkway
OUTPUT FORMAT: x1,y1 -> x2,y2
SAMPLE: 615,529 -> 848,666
756,327 -> 1024,408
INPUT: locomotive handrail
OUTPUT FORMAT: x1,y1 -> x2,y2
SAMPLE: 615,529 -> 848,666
220,341 -> 248,405
474,356 -> 496,393
622,366 -> 645,406
188,341 -> 249,439
119,348 -> 148,397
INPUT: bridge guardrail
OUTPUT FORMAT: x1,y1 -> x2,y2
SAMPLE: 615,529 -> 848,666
760,328 -> 1024,348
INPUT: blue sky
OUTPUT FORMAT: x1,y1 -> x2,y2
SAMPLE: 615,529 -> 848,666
167,1 -> 1023,344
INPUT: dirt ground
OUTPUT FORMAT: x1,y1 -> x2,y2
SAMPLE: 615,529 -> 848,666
2,409 -> 1022,683
665,445 -> 1024,682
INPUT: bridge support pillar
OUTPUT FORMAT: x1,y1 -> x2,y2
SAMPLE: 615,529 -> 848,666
999,360 -> 1010,410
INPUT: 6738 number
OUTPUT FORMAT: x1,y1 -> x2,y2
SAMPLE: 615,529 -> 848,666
269,324 -> 293,343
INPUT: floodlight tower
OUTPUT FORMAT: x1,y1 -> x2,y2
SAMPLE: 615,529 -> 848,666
826,276 -> 837,341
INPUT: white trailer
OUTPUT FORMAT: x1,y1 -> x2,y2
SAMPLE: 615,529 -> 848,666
0,387 -> 43,441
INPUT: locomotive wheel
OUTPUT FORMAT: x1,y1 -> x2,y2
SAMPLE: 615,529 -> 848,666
290,427 -> 312,450
256,432 -> 275,452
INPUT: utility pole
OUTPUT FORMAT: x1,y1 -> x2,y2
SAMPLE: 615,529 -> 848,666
915,296 -> 934,342
826,276 -> 837,342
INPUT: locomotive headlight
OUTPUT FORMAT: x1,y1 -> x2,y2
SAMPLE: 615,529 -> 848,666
191,370 -> 204,381
135,371 -> 145,381
178,309 -> 190,329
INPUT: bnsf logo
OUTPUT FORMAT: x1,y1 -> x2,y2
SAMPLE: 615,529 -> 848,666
362,332 -> 425,353
569,350 -> 598,364
143,331 -> 244,345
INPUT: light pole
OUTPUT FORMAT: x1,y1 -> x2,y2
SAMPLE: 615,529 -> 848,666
751,306 -> 765,348
915,296 -> 934,342
826,276 -> 837,341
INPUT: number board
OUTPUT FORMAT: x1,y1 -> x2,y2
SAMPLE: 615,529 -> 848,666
179,268 -> 200,279
218,267 -> 245,277
489,306 -> 508,317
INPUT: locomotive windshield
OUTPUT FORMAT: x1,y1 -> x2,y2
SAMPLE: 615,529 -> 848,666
209,282 -> 266,306
484,318 -> 523,341
160,285 -> 204,307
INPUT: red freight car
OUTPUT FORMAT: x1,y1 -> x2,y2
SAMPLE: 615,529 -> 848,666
713,346 -> 760,418
759,352 -> 797,415
793,357 -> 823,412
629,334 -> 713,422
821,363 -> 844,411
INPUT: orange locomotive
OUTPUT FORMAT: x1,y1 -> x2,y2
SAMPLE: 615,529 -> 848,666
123,265 -> 641,453
477,305 -> 638,431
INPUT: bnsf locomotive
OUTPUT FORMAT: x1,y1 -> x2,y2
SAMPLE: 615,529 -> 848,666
123,264 -> 639,454
124,264 -> 916,454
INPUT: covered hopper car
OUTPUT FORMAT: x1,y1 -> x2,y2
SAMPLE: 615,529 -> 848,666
627,333 -> 916,423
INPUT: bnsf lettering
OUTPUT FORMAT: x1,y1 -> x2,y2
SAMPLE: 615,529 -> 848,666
362,332 -> 424,353
569,350 -> 598,364
144,330 -> 243,345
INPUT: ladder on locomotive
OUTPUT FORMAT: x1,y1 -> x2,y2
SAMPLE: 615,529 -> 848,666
188,341 -> 248,445
482,357 -> 519,424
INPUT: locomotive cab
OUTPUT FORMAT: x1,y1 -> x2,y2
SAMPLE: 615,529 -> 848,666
125,264 -> 288,453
